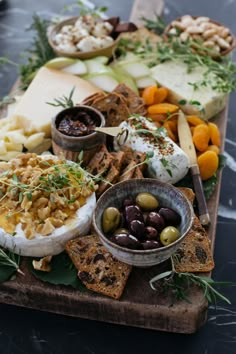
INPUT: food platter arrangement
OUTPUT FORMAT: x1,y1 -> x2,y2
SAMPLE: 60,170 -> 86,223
0,0 -> 235,333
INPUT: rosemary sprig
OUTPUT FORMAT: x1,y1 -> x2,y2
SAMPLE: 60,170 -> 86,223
0,248 -> 24,277
20,14 -> 55,89
141,14 -> 166,35
150,255 -> 231,305
0,95 -> 16,109
46,87 -> 75,108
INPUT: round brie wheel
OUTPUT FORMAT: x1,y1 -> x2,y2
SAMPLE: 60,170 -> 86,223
0,192 -> 96,257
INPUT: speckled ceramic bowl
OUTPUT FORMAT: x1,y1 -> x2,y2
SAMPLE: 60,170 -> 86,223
92,179 -> 194,267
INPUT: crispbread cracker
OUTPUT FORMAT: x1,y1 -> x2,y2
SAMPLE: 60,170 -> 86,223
177,187 -> 196,206
66,234 -> 132,299
113,83 -> 146,115
174,216 -> 215,273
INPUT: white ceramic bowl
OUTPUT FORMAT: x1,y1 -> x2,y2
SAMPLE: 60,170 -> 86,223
92,179 -> 194,267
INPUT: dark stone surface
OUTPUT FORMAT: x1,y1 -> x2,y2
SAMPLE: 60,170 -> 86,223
1,0 -> 236,353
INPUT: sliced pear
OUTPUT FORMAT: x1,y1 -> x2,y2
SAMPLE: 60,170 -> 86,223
45,57 -> 76,69
112,67 -> 138,94
92,56 -> 109,65
118,61 -> 150,79
136,76 -> 157,89
85,58 -> 113,74
62,60 -> 87,75
85,73 -> 119,92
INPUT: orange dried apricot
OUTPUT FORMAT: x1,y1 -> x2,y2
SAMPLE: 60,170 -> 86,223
207,145 -> 220,155
148,113 -> 166,123
208,122 -> 221,147
192,124 -> 210,152
187,115 -> 207,126
154,87 -> 169,104
142,86 -> 159,106
197,150 -> 219,181
163,121 -> 177,142
147,103 -> 179,115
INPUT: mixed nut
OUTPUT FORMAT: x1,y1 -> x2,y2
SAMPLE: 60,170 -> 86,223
166,15 -> 234,54
102,192 -> 181,250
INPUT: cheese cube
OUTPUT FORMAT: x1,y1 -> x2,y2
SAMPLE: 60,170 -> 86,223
151,60 -> 227,120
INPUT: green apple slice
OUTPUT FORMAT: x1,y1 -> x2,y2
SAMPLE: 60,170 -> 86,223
84,73 -> 119,92
45,57 -> 76,69
85,58 -> 112,74
136,76 -> 157,88
62,60 -> 87,75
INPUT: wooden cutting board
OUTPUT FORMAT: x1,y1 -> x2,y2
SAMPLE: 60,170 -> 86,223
0,0 -> 228,333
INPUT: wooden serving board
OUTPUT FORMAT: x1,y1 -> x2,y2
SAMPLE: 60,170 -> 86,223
0,0 -> 228,333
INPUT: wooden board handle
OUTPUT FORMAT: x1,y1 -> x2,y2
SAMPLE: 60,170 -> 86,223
190,164 -> 210,226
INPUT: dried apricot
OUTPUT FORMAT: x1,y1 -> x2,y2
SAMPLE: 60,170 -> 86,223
192,124 -> 210,152
142,86 -> 159,106
187,115 -> 207,126
163,121 -> 177,142
147,103 -> 179,115
197,150 -> 219,181
208,122 -> 221,147
154,87 -> 169,104
148,113 -> 166,123
207,145 -> 220,155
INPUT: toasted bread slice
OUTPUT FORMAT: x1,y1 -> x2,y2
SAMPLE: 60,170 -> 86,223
110,151 -> 125,172
96,165 -> 120,197
118,160 -> 136,182
113,83 -> 146,115
87,144 -> 114,176
78,243 -> 132,300
177,187 -> 196,205
133,166 -> 144,179
174,216 -> 215,273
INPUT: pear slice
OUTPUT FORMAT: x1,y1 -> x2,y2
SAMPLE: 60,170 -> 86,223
112,67 -> 138,94
85,72 -> 119,92
45,57 -> 76,69
136,76 -> 157,89
118,60 -> 150,79
62,60 -> 87,75
85,58 -> 112,74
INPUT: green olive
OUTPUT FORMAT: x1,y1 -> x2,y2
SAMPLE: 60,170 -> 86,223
102,207 -> 121,233
160,226 -> 180,246
114,228 -> 129,235
135,192 -> 159,211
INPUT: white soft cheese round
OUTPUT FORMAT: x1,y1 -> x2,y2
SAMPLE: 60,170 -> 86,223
0,154 -> 96,257
114,117 -> 190,184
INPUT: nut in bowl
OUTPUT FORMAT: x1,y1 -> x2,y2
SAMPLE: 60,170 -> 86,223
48,15 -> 120,59
164,15 -> 236,57
92,179 -> 194,267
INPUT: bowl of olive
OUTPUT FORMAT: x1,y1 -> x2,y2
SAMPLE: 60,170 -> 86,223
92,179 -> 194,267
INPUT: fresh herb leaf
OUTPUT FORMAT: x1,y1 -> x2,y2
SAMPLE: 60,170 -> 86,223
47,86 -> 75,108
0,249 -> 23,283
27,252 -> 86,290
149,255 -> 232,305
20,14 -> 55,89
141,14 -> 166,35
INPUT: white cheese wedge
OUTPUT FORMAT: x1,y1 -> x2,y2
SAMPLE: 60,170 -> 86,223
114,117 -> 189,184
151,60 -> 227,120
13,67 -> 100,138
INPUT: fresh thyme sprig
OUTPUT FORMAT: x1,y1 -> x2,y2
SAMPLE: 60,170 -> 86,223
150,255 -> 231,305
63,0 -> 108,18
46,87 -> 76,108
0,95 -> 16,109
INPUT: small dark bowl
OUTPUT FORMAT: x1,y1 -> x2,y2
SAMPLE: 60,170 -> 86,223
92,179 -> 194,267
51,105 -> 105,163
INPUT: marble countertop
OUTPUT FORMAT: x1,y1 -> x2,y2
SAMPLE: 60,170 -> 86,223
0,0 -> 236,353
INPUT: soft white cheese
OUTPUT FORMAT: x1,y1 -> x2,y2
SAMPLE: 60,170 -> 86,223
151,60 -> 227,120
114,117 -> 189,184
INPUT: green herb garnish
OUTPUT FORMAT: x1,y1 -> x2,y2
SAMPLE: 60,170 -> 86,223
150,255 -> 231,304
46,86 -> 76,108
0,248 -> 23,283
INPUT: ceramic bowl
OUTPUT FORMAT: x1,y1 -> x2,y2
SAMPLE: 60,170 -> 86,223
164,16 -> 236,57
48,16 -> 120,60
51,105 -> 106,164
92,179 -> 194,267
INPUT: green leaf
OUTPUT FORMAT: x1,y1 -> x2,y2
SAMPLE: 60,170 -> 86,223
0,265 -> 18,283
0,249 -> 21,283
178,99 -> 187,105
27,252 -> 87,291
